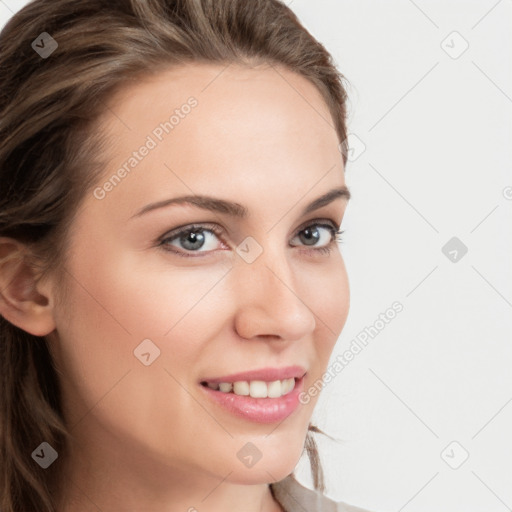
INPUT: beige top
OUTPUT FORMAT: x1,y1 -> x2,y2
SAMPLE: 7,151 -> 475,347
270,475 -> 371,512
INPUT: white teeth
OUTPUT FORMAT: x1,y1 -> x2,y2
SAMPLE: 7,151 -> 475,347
282,377 -> 295,394
219,382 -> 233,393
249,380 -> 267,398
233,381 -> 250,396
267,380 -> 282,398
206,378 -> 296,398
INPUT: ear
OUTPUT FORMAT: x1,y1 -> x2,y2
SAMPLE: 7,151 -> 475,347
0,237 -> 56,336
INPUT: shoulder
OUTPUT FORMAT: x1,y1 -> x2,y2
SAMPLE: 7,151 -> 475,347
270,474 -> 373,512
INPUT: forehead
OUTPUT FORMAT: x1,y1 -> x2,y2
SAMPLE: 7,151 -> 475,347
89,62 -> 344,218
103,61 -> 334,128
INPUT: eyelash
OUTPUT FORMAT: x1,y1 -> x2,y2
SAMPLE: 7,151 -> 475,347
157,220 -> 345,258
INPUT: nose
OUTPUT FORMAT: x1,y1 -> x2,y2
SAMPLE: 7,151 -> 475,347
232,248 -> 317,342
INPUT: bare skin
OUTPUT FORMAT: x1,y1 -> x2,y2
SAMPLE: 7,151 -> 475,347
0,62 -> 350,511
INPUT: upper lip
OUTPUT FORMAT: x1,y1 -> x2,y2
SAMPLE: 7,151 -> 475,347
200,365 -> 307,384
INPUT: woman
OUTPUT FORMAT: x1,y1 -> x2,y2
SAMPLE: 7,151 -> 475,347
0,0 -> 370,510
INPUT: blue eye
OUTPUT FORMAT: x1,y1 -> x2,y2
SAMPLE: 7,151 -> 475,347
161,225 -> 221,253
157,221 -> 344,258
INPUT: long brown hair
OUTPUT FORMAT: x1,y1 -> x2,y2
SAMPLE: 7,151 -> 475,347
0,0 -> 350,509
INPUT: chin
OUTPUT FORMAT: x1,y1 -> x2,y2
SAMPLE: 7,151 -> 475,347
219,432 -> 306,485
225,463 -> 297,486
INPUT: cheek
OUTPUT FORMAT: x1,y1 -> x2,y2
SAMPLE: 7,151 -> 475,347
60,241 -> 234,338
322,254 -> 350,334
304,255 -> 350,378
309,253 -> 350,333
51,247 -> 232,421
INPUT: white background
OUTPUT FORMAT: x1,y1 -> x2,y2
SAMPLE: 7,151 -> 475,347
286,2 -> 512,512
1,1 -> 511,511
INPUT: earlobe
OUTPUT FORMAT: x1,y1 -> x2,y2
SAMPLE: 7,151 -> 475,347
0,237 -> 56,336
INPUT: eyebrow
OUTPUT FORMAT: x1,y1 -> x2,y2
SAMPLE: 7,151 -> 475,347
131,186 -> 351,220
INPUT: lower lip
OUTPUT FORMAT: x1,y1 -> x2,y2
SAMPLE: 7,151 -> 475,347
200,377 -> 305,424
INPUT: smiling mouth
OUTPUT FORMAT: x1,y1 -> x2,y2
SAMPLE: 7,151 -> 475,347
200,378 -> 297,399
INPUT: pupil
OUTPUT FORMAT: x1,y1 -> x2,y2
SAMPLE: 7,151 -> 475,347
301,227 -> 319,246
182,230 -> 205,250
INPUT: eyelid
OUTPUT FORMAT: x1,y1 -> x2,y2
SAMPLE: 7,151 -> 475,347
294,217 -> 340,234
157,222 -> 224,243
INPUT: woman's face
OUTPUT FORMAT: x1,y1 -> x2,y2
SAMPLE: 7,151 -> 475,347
47,62 -> 350,491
